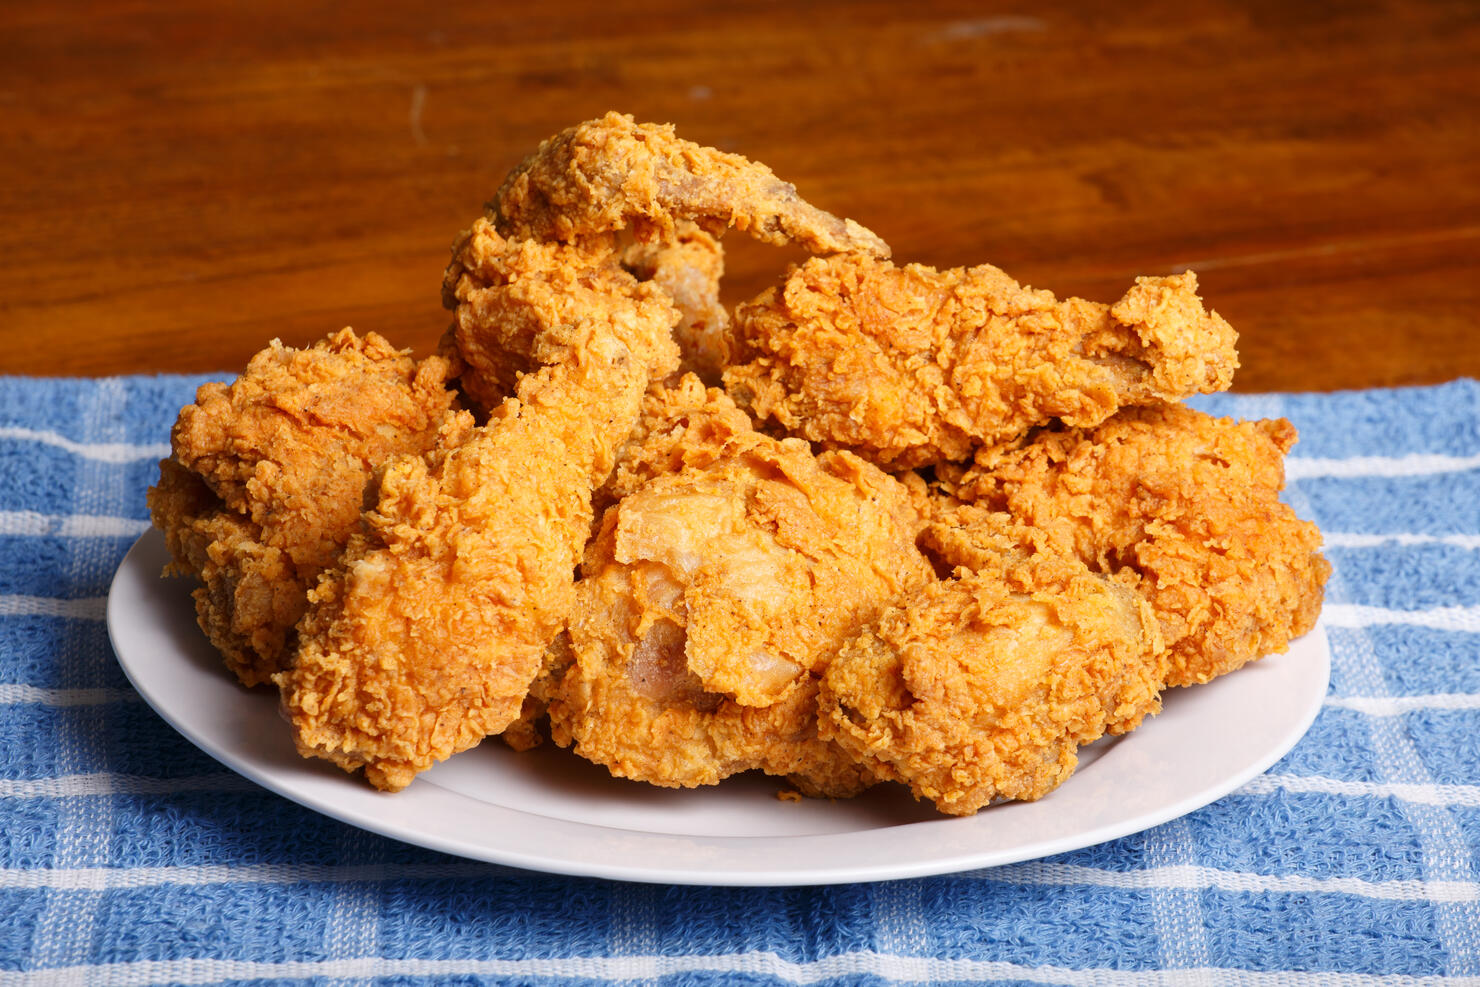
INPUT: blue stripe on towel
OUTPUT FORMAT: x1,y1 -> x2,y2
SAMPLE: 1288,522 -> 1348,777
1328,625 -> 1480,696
1402,710 -> 1480,788
1,618 -> 133,691
0,534 -> 143,598
1324,543 -> 1480,609
1296,471 -> 1480,536
0,374 -> 219,447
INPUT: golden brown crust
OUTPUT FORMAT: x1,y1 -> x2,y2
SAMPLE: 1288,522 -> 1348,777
492,111 -> 890,258
276,229 -> 682,791
620,222 -> 733,384
440,221 -> 678,415
950,403 -> 1330,686
147,329 -> 466,686
724,257 -> 1237,469
820,550 -> 1164,815
547,401 -> 932,796
152,114 -> 1327,815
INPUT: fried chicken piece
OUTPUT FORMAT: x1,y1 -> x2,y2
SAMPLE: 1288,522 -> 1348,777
445,114 -> 887,411
723,256 -> 1238,469
493,111 -> 890,258
275,228 -> 682,791
146,329 -> 467,686
621,222 -> 732,383
819,541 -> 1164,816
948,403 -> 1329,686
546,389 -> 933,796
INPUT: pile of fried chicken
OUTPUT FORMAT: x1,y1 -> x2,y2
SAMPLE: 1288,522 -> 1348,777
149,113 -> 1329,815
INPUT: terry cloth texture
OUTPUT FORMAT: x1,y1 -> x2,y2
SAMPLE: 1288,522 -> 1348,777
2,372 -> 1479,986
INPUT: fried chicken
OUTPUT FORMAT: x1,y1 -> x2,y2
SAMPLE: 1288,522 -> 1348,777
723,256 -> 1237,469
947,403 -> 1330,686
597,373 -> 762,513
151,113 -> 1328,815
819,533 -> 1164,815
545,378 -> 933,795
444,112 -> 888,412
438,223 -> 663,414
280,115 -> 897,791
493,111 -> 891,259
274,227 -> 682,791
147,329 -> 467,687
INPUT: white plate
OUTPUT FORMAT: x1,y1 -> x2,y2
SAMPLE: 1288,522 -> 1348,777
108,529 -> 1330,886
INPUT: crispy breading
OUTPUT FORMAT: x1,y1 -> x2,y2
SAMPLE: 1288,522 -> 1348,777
154,114 -> 1328,815
275,227 -> 681,791
596,374 -> 762,514
724,256 -> 1237,469
547,393 -> 933,796
950,403 -> 1330,686
445,113 -> 889,412
493,111 -> 890,258
147,329 -> 467,686
820,545 -> 1164,815
620,222 -> 732,383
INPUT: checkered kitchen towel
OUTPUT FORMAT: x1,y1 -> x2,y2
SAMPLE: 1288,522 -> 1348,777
1,373 -> 1478,985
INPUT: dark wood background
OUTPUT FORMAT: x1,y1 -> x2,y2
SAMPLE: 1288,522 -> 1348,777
3,0 -> 1476,390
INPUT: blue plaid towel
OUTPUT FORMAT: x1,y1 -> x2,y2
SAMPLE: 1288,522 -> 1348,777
2,373 -> 1478,984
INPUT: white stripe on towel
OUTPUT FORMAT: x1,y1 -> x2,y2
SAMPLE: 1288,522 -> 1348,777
1287,452 -> 1480,481
0,510 -> 151,538
1322,532 -> 1480,550
0,596 -> 107,620
1321,604 -> 1480,632
1326,694 -> 1480,716
0,773 -> 256,798
0,426 -> 169,464
2,952 -> 1477,987
1243,773 -> 1480,808
0,685 -> 139,707
0,862 -> 480,891
8,858 -> 1473,907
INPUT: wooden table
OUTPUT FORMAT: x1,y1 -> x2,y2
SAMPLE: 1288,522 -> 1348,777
2,0 -> 1476,391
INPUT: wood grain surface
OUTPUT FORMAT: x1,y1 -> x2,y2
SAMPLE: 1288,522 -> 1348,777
2,0 -> 1476,390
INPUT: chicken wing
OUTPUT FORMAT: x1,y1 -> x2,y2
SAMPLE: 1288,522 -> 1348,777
493,111 -> 890,258
724,256 -> 1237,469
444,113 -> 889,412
